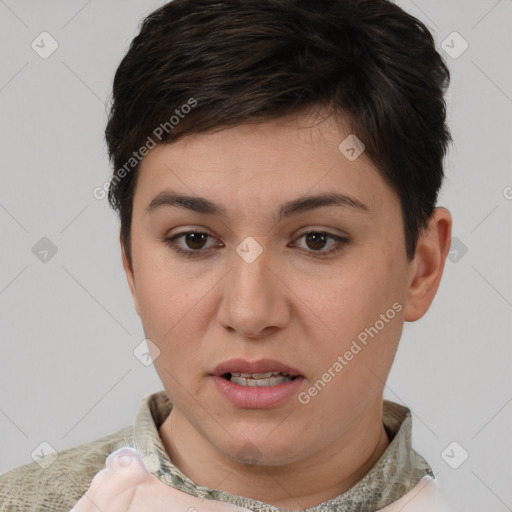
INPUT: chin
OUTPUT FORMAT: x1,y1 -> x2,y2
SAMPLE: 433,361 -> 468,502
220,435 -> 307,468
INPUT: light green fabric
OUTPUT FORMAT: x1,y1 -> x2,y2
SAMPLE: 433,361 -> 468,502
0,390 -> 433,511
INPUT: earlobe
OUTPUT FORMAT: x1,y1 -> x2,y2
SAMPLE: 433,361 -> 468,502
404,207 -> 452,322
121,235 -> 141,317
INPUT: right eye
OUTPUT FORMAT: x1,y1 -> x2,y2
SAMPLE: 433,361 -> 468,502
163,230 -> 223,258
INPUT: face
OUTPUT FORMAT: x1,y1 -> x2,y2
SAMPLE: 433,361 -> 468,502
123,111 -> 417,466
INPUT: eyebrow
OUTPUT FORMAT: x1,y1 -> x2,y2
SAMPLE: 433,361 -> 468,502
145,190 -> 369,221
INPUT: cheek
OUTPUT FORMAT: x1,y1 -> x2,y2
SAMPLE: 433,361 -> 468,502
303,252 -> 406,390
134,253 -> 208,335
132,275 -> 206,394
312,257 -> 405,337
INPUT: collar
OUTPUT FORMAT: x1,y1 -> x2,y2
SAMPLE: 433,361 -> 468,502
132,390 -> 433,511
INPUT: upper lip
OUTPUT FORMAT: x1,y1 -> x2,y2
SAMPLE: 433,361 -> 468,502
211,358 -> 303,377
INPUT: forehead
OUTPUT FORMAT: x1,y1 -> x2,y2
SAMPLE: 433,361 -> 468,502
134,114 -> 396,217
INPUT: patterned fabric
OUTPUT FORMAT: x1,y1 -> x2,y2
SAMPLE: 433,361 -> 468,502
0,390 -> 434,511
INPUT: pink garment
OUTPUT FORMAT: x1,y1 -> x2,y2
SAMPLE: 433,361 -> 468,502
72,447 -> 452,512
377,476 -> 453,512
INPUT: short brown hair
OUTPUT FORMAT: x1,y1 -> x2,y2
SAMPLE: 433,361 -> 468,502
105,0 -> 451,265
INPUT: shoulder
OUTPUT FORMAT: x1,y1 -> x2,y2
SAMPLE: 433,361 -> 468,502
0,425 -> 135,511
377,476 -> 454,512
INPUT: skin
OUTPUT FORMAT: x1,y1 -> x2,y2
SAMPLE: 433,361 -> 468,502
113,110 -> 451,510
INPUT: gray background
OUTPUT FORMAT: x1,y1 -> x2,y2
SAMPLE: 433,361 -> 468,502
0,1 -> 511,510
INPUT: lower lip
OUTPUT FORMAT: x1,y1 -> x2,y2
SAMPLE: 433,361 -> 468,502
211,375 -> 304,409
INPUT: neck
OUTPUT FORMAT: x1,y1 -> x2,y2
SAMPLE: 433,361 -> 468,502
159,401 -> 390,510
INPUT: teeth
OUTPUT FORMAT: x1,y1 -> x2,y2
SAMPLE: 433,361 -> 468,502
229,372 -> 293,387
240,372 -> 273,378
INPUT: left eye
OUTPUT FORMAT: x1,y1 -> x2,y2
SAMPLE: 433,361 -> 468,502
293,231 -> 349,256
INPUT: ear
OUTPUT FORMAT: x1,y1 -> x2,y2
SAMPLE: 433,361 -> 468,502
121,233 -> 141,317
404,207 -> 452,322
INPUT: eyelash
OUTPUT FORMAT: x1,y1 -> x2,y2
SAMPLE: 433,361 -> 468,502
163,230 -> 350,259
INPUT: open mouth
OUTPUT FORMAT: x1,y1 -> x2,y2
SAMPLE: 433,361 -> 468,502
222,371 -> 297,387
213,360 -> 304,408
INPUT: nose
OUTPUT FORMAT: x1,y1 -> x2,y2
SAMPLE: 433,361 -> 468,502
216,244 -> 291,340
